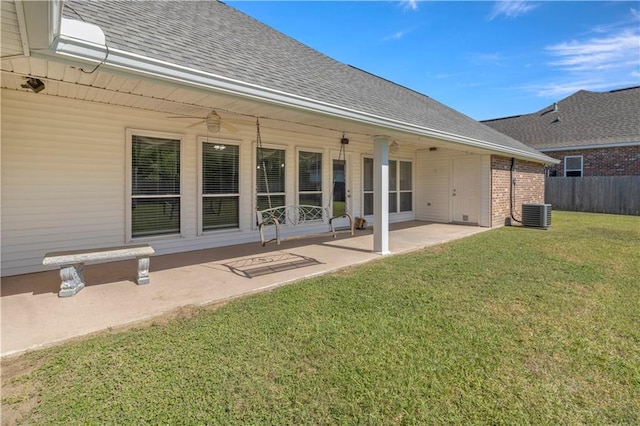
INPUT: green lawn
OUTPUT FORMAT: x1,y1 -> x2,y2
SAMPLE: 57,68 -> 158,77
3,211 -> 639,424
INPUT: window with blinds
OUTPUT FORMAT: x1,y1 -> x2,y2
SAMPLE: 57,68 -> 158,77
564,155 -> 583,177
131,134 -> 181,238
298,151 -> 322,206
202,142 -> 239,231
256,147 -> 286,211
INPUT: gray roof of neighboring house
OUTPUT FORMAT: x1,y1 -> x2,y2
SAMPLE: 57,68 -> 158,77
483,87 -> 640,150
63,0 -> 547,160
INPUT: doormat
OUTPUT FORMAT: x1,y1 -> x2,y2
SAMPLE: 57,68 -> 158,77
222,252 -> 323,278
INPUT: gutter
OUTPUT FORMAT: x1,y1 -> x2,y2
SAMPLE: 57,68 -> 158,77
35,17 -> 555,165
537,141 -> 640,152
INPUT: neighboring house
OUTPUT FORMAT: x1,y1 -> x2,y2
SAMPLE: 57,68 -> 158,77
483,87 -> 640,177
0,0 -> 556,277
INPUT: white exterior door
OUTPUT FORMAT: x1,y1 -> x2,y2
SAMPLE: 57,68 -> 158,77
452,157 -> 481,224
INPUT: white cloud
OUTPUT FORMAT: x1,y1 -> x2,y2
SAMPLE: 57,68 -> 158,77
521,79 -> 635,98
488,1 -> 537,21
546,28 -> 640,72
384,30 -> 407,41
383,24 -> 420,41
528,10 -> 640,99
400,1 -> 419,12
467,52 -> 509,67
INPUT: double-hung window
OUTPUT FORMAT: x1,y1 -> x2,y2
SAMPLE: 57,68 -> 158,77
256,147 -> 286,210
564,156 -> 583,177
202,141 -> 240,231
130,133 -> 181,238
298,151 -> 323,206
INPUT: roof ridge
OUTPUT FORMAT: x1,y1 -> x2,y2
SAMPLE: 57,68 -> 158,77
481,115 -> 523,123
607,85 -> 640,93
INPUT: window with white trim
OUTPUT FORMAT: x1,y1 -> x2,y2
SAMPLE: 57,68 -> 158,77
130,133 -> 181,238
257,147 -> 286,210
399,161 -> 413,212
389,160 -> 398,213
363,157 -> 374,215
298,150 -> 322,206
202,141 -> 239,231
362,157 -> 413,215
564,155 -> 583,177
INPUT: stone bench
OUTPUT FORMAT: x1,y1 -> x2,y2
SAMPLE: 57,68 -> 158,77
43,244 -> 155,297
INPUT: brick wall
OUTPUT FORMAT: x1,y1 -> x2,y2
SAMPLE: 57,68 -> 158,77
491,156 -> 545,227
546,145 -> 640,177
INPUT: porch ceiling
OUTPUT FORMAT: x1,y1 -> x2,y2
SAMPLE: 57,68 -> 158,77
0,55 -> 491,154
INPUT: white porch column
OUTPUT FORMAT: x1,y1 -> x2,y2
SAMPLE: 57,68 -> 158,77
373,135 -> 390,255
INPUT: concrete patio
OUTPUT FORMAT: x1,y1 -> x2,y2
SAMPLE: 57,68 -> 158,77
1,222 -> 489,357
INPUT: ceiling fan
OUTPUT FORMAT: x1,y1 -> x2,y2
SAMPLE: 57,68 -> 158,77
166,110 -> 243,133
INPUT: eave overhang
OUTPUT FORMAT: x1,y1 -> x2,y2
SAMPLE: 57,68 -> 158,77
27,9 -> 557,165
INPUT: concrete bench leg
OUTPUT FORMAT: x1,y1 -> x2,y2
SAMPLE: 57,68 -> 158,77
137,256 -> 150,285
58,263 -> 85,297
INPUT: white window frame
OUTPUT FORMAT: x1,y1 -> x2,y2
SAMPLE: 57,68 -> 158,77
398,160 -> 413,213
198,137 -> 242,235
389,159 -> 399,214
362,156 -> 374,216
296,147 -> 324,208
564,155 -> 583,177
362,156 -> 414,217
126,129 -> 184,242
254,142 -> 288,214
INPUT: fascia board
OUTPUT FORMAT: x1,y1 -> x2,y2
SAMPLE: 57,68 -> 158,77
46,34 -> 556,164
13,0 -> 30,56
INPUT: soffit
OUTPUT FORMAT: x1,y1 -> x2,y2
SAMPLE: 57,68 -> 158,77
4,56 -> 469,152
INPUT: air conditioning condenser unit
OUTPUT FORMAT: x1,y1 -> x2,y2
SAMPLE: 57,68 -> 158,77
522,203 -> 552,229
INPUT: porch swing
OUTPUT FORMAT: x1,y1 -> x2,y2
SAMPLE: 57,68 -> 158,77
255,119 -> 355,246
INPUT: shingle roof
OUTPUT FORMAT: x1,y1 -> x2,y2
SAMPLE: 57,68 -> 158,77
63,0 -> 547,159
483,87 -> 640,150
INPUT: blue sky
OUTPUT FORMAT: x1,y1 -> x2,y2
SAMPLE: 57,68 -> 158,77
227,1 -> 640,120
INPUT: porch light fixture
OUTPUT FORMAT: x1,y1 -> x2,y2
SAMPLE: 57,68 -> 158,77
206,111 -> 221,132
389,140 -> 399,154
21,77 -> 45,93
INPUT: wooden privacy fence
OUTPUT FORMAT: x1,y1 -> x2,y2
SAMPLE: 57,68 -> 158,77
545,176 -> 640,216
